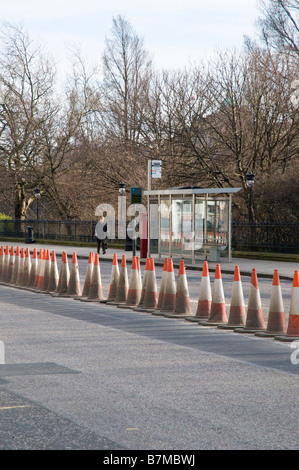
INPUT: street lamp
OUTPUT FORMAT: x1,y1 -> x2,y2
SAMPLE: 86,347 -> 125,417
118,182 -> 127,246
35,187 -> 41,220
118,182 -> 126,196
245,171 -> 255,223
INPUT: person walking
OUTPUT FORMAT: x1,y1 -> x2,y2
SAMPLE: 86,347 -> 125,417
95,215 -> 108,255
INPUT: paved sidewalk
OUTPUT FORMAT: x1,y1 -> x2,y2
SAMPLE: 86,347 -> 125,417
1,240 -> 298,280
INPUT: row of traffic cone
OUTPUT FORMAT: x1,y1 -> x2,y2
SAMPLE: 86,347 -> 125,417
1,244 -> 299,342
0,245 -> 82,297
182,260 -> 299,342
105,255 -> 193,317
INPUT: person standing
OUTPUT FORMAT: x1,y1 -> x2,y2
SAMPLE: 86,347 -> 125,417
95,215 -> 108,254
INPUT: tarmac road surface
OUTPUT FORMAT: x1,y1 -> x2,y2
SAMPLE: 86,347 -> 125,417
0,277 -> 298,451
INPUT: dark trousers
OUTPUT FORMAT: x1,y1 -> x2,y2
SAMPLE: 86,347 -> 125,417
97,238 -> 107,254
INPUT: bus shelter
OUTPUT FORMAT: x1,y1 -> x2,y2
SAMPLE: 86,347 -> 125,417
144,187 -> 241,263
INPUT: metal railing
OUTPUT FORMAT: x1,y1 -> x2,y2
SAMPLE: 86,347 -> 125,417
0,219 -> 298,253
232,221 -> 299,253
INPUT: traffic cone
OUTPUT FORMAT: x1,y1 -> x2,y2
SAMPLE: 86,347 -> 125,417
165,259 -> 193,318
52,251 -> 69,296
75,252 -> 94,300
186,261 -> 211,322
159,258 -> 176,315
27,248 -> 38,289
0,246 -> 4,280
112,254 -> 128,305
33,249 -> 43,290
36,249 -> 46,291
105,254 -> 120,304
1,245 -> 10,282
6,246 -> 15,283
218,266 -> 246,329
11,246 -> 20,285
133,258 -> 149,311
157,258 -> 168,310
139,258 -> 158,312
41,250 -> 51,292
199,264 -> 228,326
137,256 -> 142,298
22,248 -> 32,288
121,256 -> 142,308
65,252 -> 81,297
255,269 -> 286,337
47,250 -> 59,293
84,253 -> 104,302
275,270 -> 299,342
15,248 -> 25,287
234,268 -> 266,334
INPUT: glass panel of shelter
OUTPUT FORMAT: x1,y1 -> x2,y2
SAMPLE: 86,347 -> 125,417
154,194 -> 229,263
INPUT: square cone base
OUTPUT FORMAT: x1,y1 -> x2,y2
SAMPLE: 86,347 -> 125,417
274,334 -> 299,342
234,327 -> 265,334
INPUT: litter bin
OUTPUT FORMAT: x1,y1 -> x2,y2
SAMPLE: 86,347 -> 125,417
25,226 -> 35,244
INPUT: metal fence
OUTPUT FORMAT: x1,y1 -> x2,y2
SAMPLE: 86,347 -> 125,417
0,219 -> 298,253
0,219 -> 98,244
232,221 -> 299,253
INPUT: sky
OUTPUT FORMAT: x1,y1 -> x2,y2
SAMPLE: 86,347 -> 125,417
1,0 -> 261,77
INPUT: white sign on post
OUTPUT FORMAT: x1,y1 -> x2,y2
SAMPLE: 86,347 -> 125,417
151,160 -> 162,178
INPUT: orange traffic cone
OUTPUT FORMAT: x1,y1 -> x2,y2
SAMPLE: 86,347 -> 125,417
34,249 -> 44,290
106,253 -> 119,304
133,258 -> 149,311
137,257 -> 142,297
64,252 -> 81,297
11,246 -> 20,285
6,246 -> 15,283
1,245 -> 10,283
35,249 -> 47,291
22,248 -> 32,288
140,258 -> 158,312
83,253 -> 104,301
121,256 -> 142,308
255,269 -> 286,337
235,268 -> 266,334
159,258 -> 176,315
27,248 -> 38,289
41,250 -> 51,292
199,264 -> 228,326
33,249 -> 43,290
165,260 -> 193,318
157,258 -> 168,311
47,250 -> 59,293
218,266 -> 246,329
186,261 -> 211,322
0,245 -> 4,279
275,270 -> 299,342
113,255 -> 128,305
15,248 -> 25,287
75,252 -> 94,300
105,253 -> 120,304
52,251 -> 69,296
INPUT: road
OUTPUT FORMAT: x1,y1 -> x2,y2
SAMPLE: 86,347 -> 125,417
0,255 -> 298,451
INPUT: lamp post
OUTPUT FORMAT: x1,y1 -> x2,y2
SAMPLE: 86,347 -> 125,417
35,187 -> 41,220
118,182 -> 125,196
245,171 -> 255,223
118,182 -> 127,248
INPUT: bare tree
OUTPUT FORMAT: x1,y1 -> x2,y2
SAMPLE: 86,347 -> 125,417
0,22 -> 55,218
34,50 -> 101,220
90,14 -> 153,196
257,0 -> 299,56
